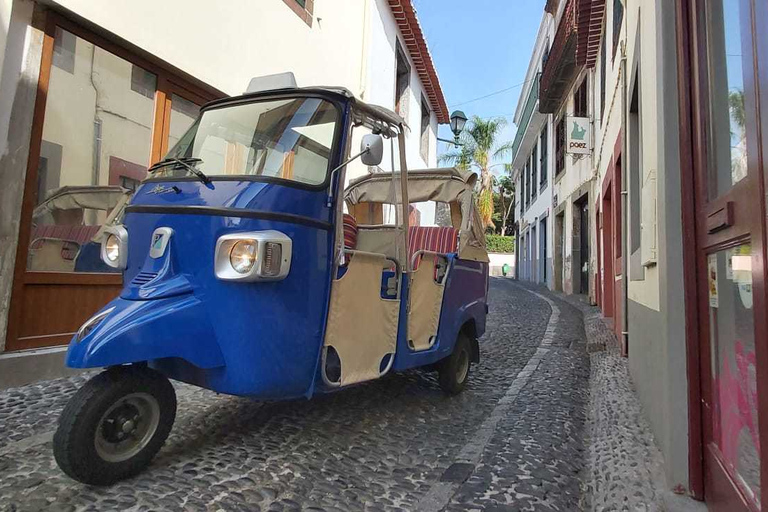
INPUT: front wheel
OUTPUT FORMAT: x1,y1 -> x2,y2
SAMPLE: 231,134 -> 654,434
53,366 -> 176,485
438,332 -> 473,395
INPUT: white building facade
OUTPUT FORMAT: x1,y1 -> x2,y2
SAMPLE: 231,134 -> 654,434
511,14 -> 555,289
0,0 -> 449,386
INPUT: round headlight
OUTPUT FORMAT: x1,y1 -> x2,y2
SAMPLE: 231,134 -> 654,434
230,241 -> 257,274
104,234 -> 120,262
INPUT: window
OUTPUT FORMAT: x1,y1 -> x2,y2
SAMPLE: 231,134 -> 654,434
420,95 -> 430,163
282,0 -> 313,26
52,27 -> 75,74
395,41 -> 411,119
520,167 -> 526,211
163,98 -> 339,186
574,78 -> 588,117
25,22 -> 218,274
530,147 -> 537,200
526,158 -> 531,207
613,0 -> 624,58
30,28 -> 157,272
555,116 -> 566,175
540,125 -> 548,189
131,64 -> 157,99
600,35 -> 607,120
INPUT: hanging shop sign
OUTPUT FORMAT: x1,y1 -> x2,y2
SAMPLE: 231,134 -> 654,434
566,117 -> 591,155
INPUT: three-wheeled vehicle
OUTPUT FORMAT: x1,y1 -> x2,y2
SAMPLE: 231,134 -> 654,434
53,75 -> 489,485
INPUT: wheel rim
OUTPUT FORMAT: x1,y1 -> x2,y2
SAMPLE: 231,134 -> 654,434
456,347 -> 470,384
95,392 -> 160,463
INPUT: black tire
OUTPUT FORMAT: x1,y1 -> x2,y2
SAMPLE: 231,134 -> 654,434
53,366 -> 176,486
438,332 -> 473,395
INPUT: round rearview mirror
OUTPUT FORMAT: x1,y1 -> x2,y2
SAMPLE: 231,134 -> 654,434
360,134 -> 384,167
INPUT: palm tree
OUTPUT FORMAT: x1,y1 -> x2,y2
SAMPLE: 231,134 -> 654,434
496,168 -> 515,236
439,116 -> 513,227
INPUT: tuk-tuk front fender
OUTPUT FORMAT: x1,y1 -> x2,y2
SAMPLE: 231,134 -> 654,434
67,295 -> 225,370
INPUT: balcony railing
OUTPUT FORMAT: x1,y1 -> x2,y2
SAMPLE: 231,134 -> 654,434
511,72 -> 540,163
539,0 -> 604,113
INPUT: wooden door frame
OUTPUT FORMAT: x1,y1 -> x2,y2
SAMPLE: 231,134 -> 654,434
5,10 -> 223,351
677,0 -> 768,506
602,172 -> 615,319
595,198 -> 602,307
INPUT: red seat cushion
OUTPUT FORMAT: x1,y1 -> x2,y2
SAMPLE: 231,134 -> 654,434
343,214 -> 358,251
408,226 -> 458,260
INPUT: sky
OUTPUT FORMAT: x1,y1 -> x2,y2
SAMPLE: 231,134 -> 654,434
412,0 -> 546,169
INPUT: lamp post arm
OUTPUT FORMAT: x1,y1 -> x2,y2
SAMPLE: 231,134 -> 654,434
437,136 -> 463,147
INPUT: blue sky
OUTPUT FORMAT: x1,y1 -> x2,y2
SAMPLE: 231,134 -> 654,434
412,0 -> 545,165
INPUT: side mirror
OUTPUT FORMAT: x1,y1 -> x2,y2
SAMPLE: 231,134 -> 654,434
361,134 -> 384,166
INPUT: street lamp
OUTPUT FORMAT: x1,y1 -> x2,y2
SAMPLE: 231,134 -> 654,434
438,110 -> 468,147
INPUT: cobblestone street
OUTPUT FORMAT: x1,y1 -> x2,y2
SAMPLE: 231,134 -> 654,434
0,279 -> 597,511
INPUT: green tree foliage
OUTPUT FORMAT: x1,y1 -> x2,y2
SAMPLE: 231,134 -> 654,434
486,234 -> 515,254
439,116 -> 513,228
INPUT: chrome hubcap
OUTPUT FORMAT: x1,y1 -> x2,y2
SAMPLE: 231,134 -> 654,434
95,392 -> 160,463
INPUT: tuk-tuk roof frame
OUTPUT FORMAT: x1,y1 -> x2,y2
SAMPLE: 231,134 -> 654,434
202,86 -> 405,137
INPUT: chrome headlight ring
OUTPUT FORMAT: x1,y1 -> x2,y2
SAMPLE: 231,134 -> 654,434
101,225 -> 128,270
214,231 -> 292,282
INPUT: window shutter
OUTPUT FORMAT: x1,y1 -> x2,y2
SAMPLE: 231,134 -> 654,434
641,168 -> 657,266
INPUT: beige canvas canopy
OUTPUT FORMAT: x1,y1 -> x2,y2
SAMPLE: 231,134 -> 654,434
345,168 -> 489,262
33,186 -> 129,220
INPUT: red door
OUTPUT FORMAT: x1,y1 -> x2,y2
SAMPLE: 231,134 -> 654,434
682,0 -> 768,509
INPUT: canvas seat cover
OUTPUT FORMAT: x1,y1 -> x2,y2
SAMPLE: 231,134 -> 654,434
323,252 -> 399,386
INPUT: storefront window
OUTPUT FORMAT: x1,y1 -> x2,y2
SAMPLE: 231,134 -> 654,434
708,244 -> 760,505
28,28 -> 155,272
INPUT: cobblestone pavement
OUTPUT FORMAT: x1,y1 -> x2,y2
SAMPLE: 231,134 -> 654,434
0,279 -> 591,512
558,294 -> 668,512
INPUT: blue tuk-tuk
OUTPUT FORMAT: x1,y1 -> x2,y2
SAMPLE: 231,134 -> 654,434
53,75 -> 489,485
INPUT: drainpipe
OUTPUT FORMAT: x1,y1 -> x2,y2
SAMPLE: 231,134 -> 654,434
620,29 -> 629,355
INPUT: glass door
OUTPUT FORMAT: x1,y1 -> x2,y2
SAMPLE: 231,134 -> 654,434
691,0 -> 768,509
6,13 -> 219,351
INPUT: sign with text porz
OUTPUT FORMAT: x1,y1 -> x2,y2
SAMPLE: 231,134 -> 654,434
566,116 -> 591,155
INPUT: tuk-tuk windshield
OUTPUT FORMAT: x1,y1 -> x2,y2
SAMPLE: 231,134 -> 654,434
157,97 -> 339,186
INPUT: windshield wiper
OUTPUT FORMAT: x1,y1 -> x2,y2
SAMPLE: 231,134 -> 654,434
147,157 -> 211,185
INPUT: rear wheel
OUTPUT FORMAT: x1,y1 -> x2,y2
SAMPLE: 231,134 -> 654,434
53,366 -> 176,485
438,332 -> 473,395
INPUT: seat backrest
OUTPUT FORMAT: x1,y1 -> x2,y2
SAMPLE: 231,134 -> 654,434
408,226 -> 459,260
343,214 -> 358,251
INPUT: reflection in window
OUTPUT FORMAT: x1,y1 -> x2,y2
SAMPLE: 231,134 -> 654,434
708,245 -> 760,506
29,27 -> 155,272
52,27 -> 75,74
130,64 -> 157,100
168,94 -> 201,150
706,0 -> 747,199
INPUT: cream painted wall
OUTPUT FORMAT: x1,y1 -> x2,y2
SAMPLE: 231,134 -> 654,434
49,0 -> 366,98
624,0 -> 660,311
